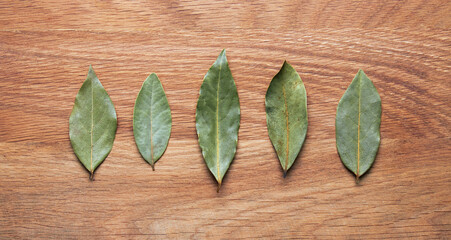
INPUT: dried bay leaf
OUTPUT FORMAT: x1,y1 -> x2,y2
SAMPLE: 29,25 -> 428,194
196,50 -> 240,191
69,66 -> 117,179
265,61 -> 308,177
133,73 -> 172,170
336,70 -> 381,182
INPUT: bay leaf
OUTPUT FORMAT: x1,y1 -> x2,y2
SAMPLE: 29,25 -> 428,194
336,69 -> 381,182
133,73 -> 172,170
195,49 -> 240,191
69,66 -> 117,179
265,61 -> 308,177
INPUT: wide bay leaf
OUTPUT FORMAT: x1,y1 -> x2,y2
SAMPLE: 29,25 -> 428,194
265,61 -> 308,177
133,73 -> 172,170
336,69 -> 381,182
69,66 -> 117,179
196,50 -> 240,191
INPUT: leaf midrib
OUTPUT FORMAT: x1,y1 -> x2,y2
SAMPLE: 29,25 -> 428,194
149,80 -> 154,170
282,85 -> 289,172
90,77 -> 94,177
357,75 -> 362,181
216,62 -> 222,184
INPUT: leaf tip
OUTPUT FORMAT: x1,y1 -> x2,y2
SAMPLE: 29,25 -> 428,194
89,171 -> 94,181
151,164 -> 155,171
281,60 -> 295,72
87,65 -> 97,78
219,49 -> 227,58
283,170 -> 287,178
357,69 -> 366,76
355,173 -> 360,184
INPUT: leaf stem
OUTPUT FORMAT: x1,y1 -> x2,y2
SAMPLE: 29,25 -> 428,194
217,182 -> 222,193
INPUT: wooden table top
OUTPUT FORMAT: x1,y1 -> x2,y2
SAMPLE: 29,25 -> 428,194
0,1 -> 450,239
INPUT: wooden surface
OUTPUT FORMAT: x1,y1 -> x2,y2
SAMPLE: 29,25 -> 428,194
0,1 -> 450,239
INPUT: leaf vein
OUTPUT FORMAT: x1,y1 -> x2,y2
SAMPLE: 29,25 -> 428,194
216,63 -> 222,185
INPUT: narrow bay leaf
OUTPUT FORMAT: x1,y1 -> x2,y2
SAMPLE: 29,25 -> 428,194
133,73 -> 172,170
69,66 -> 117,179
196,49 -> 240,191
336,70 -> 381,182
265,61 -> 308,177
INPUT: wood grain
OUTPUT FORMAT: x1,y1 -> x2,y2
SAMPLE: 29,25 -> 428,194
0,1 -> 450,239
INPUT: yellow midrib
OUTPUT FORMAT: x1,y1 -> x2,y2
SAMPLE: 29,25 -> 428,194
150,81 -> 154,169
90,78 -> 94,177
216,63 -> 222,184
357,78 -> 361,181
282,85 -> 289,171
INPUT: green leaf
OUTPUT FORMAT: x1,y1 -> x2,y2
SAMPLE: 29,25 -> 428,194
195,49 -> 240,191
133,73 -> 172,170
336,69 -> 381,182
69,66 -> 117,179
265,61 -> 308,177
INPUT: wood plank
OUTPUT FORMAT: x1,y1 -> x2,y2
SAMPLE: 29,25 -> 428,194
0,1 -> 450,239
